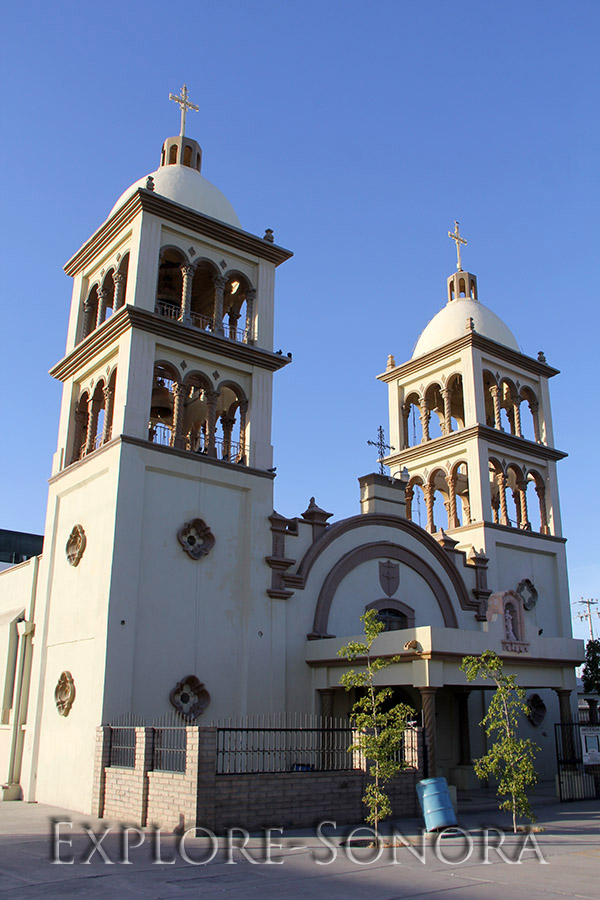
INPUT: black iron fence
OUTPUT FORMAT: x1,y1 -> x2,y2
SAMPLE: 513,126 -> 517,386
152,712 -> 187,773
555,721 -> 600,801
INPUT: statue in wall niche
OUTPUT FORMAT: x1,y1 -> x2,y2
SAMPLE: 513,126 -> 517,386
177,518 -> 215,560
66,525 -> 86,567
170,675 -> 211,720
504,606 -> 517,642
55,671 -> 76,716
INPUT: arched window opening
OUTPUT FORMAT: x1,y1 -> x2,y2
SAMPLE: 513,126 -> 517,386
520,386 -> 540,443
169,145 -> 178,164
449,282 -> 455,301
506,464 -> 529,530
190,261 -> 218,330
425,383 -> 444,439
482,371 -> 498,428
82,286 -> 99,340
156,248 -> 186,319
82,381 -> 106,456
100,271 -> 115,324
113,254 -> 129,312
148,363 -> 177,447
224,273 -> 252,342
459,278 -> 466,297
402,394 -> 422,448
527,470 -> 550,534
376,608 -> 408,631
214,382 -> 247,464
499,379 -> 519,435
71,391 -> 89,463
429,469 -> 450,533
183,145 -> 192,167
452,461 -> 470,527
470,280 -> 475,299
447,374 -> 465,431
488,458 -> 507,526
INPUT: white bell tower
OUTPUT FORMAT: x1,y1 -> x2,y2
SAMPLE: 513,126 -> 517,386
24,91 -> 293,811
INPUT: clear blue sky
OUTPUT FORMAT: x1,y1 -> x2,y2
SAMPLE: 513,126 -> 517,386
1,1 -> 598,641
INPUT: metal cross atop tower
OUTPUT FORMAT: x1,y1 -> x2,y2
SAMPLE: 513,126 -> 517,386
448,220 -> 467,271
367,426 -> 394,475
169,84 -> 199,137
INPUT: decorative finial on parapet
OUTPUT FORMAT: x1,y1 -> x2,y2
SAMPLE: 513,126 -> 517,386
466,316 -> 475,332
386,354 -> 396,370
146,176 -> 155,191
537,350 -> 547,363
263,228 -> 274,242
169,84 -> 199,137
448,220 -> 467,271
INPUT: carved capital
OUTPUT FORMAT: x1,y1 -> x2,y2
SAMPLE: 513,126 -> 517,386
112,272 -> 125,285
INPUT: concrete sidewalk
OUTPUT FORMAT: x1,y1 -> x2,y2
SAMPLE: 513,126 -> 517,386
0,789 -> 599,899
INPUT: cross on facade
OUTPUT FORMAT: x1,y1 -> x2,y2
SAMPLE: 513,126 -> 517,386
169,84 -> 199,137
367,425 -> 394,475
448,220 -> 467,271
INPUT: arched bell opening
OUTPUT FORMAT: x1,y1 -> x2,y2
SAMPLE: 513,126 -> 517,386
224,272 -> 252,342
527,469 -> 550,534
506,463 -> 529,530
215,381 -> 248,464
82,285 -> 99,340
520,386 -> 541,443
148,362 -> 178,446
402,392 -> 423,448
180,372 -> 213,453
450,460 -> 470,527
99,270 -> 115,325
428,468 -> 450,533
488,457 -> 507,526
71,390 -> 89,463
499,378 -> 519,436
405,476 -> 425,527
482,370 -> 498,428
156,248 -> 186,319
190,260 -> 219,330
447,373 -> 465,430
424,383 -> 444,439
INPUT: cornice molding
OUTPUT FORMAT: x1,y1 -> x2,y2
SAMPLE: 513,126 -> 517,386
64,188 -> 293,276
384,424 -> 566,466
378,332 -> 560,383
50,306 -> 291,381
306,649 -> 583,668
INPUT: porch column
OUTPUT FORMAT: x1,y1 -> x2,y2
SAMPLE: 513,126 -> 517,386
529,400 -> 541,443
419,398 -> 430,442
401,403 -> 410,448
441,386 -> 452,435
535,483 -> 549,534
238,399 -> 248,464
512,394 -> 523,437
220,415 -> 236,461
519,483 -> 530,530
423,484 -> 435,533
84,395 -> 99,455
419,687 -> 438,777
102,383 -> 114,444
456,691 -> 471,766
448,472 -> 458,528
83,296 -> 95,337
555,689 -> 573,724
496,472 -> 509,525
404,485 -> 413,522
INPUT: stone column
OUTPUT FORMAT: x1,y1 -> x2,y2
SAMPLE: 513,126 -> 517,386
441,387 -> 452,435
171,382 -> 185,449
519,483 -> 530,530
535,483 -> 549,534
512,394 -> 523,437
113,272 -> 126,311
245,288 -> 256,344
96,288 -> 108,328
496,472 -> 508,525
419,399 -> 430,443
448,472 -> 458,528
512,490 -> 522,528
238,400 -> 248,464
401,403 -> 411,448
419,687 -> 438,777
220,415 -> 236,461
423,484 -> 435,533
205,390 -> 219,457
491,492 -> 500,524
102,383 -> 114,444
83,297 -> 94,338
72,406 -> 88,462
179,264 -> 195,325
228,312 -> 240,341
84,395 -> 99,455
404,485 -> 413,522
490,385 -> 501,430
529,400 -> 541,443
456,691 -> 471,766
213,276 -> 226,335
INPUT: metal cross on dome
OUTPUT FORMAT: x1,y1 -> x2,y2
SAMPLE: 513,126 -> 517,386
367,426 -> 394,475
169,84 -> 199,137
448,220 -> 467,271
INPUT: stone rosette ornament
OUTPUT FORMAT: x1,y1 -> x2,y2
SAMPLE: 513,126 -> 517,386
66,525 -> 86,567
516,578 -> 538,611
177,518 -> 215,560
55,671 -> 76,716
169,675 -> 211,720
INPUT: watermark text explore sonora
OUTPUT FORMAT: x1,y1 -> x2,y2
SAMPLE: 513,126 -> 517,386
50,818 -> 547,866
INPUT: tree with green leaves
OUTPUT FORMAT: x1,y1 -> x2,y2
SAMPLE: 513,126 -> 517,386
338,609 -> 414,839
460,650 -> 540,833
582,639 -> 600,694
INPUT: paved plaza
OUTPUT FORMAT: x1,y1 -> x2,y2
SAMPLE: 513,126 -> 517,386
0,787 -> 599,899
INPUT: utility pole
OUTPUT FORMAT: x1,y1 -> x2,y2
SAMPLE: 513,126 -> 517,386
574,598 -> 600,641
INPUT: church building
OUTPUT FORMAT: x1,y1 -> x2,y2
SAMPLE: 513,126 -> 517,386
0,91 -> 583,815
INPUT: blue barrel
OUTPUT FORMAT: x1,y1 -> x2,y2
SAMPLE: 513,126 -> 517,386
416,777 -> 457,831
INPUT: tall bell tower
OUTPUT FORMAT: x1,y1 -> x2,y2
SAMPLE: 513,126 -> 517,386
24,89 -> 293,811
379,223 -> 571,634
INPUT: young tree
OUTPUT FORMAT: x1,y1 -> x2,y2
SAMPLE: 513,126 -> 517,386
582,639 -> 600,694
460,650 -> 540,833
338,609 -> 414,839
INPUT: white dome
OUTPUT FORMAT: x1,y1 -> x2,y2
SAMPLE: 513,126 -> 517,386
412,297 -> 520,358
109,164 -> 241,228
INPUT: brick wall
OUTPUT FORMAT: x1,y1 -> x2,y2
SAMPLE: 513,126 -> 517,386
94,725 -> 423,832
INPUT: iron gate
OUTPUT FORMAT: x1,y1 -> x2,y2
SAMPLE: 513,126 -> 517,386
555,722 -> 600,801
